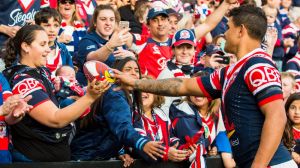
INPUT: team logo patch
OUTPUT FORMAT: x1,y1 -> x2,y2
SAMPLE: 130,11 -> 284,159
13,78 -> 42,96
153,7 -> 163,12
179,30 -> 191,39
18,0 -> 35,13
86,45 -> 96,50
245,64 -> 281,94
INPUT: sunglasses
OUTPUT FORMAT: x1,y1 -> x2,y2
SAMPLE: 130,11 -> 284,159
59,0 -> 75,4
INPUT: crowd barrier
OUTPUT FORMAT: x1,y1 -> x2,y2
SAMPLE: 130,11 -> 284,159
1,156 -> 224,168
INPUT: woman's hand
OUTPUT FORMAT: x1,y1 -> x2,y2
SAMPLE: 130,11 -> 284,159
143,141 -> 166,160
108,28 -> 131,48
113,47 -> 136,59
119,154 -> 134,167
1,25 -> 21,38
168,142 -> 188,162
86,79 -> 111,100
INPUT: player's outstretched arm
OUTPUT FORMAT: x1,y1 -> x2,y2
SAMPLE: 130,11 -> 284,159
113,69 -> 204,97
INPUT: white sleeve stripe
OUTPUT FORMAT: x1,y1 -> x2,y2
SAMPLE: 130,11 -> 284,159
252,82 -> 281,95
286,70 -> 300,75
130,43 -> 147,54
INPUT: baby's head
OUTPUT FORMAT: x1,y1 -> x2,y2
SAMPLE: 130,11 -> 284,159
56,66 -> 76,82
262,5 -> 277,25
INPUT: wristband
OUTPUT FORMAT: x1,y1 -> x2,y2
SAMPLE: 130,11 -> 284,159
105,43 -> 114,52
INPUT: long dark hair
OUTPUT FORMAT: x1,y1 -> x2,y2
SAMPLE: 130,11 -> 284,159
80,57 -> 143,128
283,93 -> 300,150
4,25 -> 45,68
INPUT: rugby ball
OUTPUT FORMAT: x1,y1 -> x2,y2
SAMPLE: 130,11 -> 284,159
83,60 -> 115,83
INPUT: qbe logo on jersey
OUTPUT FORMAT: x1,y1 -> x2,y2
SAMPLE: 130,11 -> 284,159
245,63 -> 281,94
13,78 -> 43,97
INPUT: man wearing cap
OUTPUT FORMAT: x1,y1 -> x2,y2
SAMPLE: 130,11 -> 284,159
116,5 -> 297,167
166,8 -> 182,35
126,0 -> 239,78
200,44 -> 227,73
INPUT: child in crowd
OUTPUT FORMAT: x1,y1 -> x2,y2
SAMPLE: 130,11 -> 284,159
34,7 -> 73,76
286,37 -> 300,92
283,93 -> 300,164
140,75 -> 186,162
169,71 -> 235,168
262,5 -> 286,71
281,72 -> 296,104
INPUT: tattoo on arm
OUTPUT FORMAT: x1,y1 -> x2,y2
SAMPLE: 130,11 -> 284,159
134,78 -> 184,96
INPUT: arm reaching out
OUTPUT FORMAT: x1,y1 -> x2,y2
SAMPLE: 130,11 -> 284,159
112,69 -> 204,97
4,95 -> 33,125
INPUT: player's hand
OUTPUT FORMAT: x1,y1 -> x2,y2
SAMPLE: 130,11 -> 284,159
111,69 -> 137,90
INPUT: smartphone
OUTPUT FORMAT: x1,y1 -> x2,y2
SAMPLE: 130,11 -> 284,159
215,55 -> 230,64
119,21 -> 129,30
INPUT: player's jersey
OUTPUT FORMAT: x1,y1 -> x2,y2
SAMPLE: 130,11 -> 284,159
196,48 -> 292,167
131,34 -> 173,78
286,52 -> 300,92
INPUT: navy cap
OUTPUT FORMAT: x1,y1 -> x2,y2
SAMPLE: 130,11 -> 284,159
172,29 -> 196,47
205,44 -> 224,56
147,7 -> 169,20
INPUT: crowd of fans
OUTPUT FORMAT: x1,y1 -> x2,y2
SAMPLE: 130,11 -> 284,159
0,0 -> 300,167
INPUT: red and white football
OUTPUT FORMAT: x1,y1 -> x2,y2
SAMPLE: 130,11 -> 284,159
83,60 -> 115,83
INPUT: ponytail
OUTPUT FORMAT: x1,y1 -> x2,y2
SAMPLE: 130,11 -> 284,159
4,38 -> 18,68
3,25 -> 45,68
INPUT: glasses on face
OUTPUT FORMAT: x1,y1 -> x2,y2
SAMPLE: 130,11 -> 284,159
59,0 -> 75,4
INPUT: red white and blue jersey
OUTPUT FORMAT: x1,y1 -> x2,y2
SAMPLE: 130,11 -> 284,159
293,127 -> 300,154
0,73 -> 12,163
46,42 -> 73,77
196,48 -> 292,167
131,34 -> 173,78
76,0 -> 97,27
11,68 -> 54,109
0,0 -> 48,47
282,23 -> 300,57
59,20 -> 87,57
286,52 -> 300,92
140,108 -> 179,161
169,101 -> 231,153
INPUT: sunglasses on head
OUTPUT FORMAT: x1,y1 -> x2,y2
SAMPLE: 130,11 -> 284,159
59,0 -> 75,4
